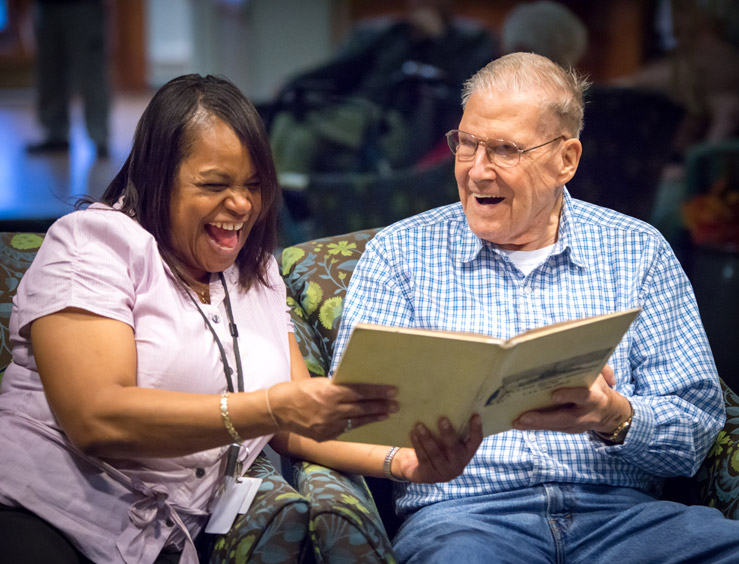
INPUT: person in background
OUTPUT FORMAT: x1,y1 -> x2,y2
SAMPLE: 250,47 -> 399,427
268,0 -> 498,177
328,52 -> 739,563
25,0 -> 110,158
0,74 -> 479,564
500,0 -> 588,67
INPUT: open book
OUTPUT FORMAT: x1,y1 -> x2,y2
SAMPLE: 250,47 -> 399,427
332,308 -> 640,447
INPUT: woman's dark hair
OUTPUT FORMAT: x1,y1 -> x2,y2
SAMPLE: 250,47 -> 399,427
102,74 -> 280,291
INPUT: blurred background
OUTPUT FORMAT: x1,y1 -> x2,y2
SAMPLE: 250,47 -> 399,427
0,0 -> 737,384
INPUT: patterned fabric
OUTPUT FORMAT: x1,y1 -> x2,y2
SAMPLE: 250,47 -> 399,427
0,232 -> 45,382
279,228 -> 382,377
696,379 -> 739,519
293,461 -> 396,564
209,452 -> 311,563
279,232 -> 398,560
329,191 -> 725,514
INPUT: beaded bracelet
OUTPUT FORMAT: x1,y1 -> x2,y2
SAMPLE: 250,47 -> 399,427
220,391 -> 244,443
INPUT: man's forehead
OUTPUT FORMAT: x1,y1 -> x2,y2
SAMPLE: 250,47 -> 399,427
462,88 -> 556,134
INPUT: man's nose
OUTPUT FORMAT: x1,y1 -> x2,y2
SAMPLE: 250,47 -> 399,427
468,144 -> 497,180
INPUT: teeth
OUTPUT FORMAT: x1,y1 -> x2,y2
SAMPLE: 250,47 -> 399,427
209,222 -> 243,231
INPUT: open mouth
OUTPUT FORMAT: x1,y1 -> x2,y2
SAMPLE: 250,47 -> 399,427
205,221 -> 244,249
473,194 -> 504,205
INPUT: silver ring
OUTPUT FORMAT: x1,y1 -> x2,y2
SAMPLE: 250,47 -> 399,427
344,418 -> 353,433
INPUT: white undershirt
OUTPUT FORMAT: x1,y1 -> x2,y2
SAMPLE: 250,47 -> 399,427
499,243 -> 555,276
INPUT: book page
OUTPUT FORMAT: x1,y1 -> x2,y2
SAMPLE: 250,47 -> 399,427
474,308 -> 640,434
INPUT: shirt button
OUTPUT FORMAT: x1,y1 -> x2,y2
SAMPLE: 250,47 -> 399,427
211,314 -> 220,323
524,287 -> 533,296
195,467 -> 205,478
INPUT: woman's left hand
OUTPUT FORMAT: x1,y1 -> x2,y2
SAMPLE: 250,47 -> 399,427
392,414 -> 483,483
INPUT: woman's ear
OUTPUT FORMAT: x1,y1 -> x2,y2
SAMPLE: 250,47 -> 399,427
558,137 -> 582,185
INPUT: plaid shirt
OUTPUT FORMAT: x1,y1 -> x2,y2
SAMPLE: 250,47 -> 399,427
331,189 -> 723,515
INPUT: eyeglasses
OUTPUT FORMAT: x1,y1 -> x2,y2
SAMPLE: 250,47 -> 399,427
445,129 -> 565,168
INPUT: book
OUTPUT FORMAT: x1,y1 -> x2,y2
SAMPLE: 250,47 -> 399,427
332,308 -> 641,447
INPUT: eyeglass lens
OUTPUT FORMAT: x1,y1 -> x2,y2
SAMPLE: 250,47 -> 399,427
447,130 -> 522,167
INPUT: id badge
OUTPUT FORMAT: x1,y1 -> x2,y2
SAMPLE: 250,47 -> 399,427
205,477 -> 262,535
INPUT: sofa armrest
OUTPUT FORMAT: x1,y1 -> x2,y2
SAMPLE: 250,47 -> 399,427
292,460 -> 396,564
208,452 -> 311,563
695,379 -> 739,520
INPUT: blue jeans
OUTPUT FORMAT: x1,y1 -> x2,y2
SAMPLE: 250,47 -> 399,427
392,483 -> 739,563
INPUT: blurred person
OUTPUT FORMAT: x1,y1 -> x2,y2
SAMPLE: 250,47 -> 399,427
501,0 -> 588,67
25,0 -> 110,158
269,0 -> 498,177
616,0 -> 739,156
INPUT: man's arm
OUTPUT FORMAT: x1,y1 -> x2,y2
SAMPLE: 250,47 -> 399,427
515,243 -> 724,477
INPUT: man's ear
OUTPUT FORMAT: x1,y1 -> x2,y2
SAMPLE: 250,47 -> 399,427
557,138 -> 582,185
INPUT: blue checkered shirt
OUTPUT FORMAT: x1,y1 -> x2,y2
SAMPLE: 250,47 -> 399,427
331,189 -> 724,515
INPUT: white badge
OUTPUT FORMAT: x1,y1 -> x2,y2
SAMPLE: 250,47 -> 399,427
205,477 -> 262,535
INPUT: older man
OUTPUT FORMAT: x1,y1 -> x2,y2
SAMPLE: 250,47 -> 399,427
331,53 -> 739,563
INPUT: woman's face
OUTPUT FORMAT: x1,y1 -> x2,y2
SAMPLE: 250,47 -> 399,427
170,117 -> 262,282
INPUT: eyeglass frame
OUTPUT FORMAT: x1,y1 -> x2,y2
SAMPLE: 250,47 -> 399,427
445,129 -> 566,168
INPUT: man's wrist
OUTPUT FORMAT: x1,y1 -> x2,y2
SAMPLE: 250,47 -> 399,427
591,403 -> 633,445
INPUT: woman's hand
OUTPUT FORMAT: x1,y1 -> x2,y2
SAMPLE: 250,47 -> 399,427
392,414 -> 483,483
268,378 -> 398,442
512,364 -> 632,435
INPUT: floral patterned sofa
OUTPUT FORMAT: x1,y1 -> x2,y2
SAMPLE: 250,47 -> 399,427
2,226 -> 738,562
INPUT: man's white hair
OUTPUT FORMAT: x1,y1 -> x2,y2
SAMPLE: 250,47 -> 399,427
461,52 -> 590,138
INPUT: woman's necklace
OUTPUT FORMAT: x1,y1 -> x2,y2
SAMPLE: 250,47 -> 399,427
196,287 -> 210,305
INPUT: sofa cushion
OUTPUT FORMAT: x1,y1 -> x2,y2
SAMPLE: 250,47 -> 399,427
293,461 -> 396,564
208,452 -> 311,563
0,233 -> 45,381
695,379 -> 739,520
278,228 -> 381,377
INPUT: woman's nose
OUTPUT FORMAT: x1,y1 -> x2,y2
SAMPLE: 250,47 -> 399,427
224,188 -> 253,214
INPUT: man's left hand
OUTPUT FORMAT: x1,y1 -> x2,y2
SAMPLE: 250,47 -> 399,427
512,365 -> 632,435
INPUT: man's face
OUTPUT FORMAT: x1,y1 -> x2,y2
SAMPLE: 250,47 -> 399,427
455,88 -> 581,250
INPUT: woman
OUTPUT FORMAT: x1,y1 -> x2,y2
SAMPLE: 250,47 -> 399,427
0,75 -> 480,563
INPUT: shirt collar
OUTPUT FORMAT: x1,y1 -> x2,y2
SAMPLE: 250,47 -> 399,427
453,187 -> 587,268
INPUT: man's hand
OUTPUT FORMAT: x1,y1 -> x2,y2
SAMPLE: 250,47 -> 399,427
512,365 -> 632,435
392,414 -> 483,483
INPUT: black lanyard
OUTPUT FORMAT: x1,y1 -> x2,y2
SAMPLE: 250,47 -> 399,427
187,272 -> 244,394
187,272 -> 244,481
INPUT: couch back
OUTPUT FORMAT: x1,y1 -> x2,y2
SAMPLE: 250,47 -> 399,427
278,227 -> 381,377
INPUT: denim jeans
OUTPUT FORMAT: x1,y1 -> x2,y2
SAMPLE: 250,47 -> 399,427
392,483 -> 739,564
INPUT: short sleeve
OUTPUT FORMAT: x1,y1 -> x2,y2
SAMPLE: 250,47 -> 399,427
13,209 -> 149,335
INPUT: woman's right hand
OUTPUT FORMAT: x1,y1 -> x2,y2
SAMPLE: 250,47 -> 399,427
267,378 -> 398,442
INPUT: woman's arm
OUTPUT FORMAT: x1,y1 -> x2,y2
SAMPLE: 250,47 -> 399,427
31,310 -> 396,459
270,334 -> 482,483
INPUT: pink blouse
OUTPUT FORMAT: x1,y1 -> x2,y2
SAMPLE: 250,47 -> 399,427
0,204 -> 293,563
